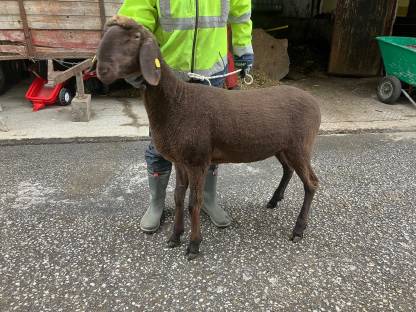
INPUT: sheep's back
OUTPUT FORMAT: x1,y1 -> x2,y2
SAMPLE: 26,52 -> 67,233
181,84 -> 320,163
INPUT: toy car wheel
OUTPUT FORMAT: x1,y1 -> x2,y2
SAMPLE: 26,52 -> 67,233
377,76 -> 402,104
0,63 -> 5,95
58,88 -> 73,106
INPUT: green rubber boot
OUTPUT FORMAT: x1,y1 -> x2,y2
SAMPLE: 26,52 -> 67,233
202,167 -> 231,228
140,170 -> 171,233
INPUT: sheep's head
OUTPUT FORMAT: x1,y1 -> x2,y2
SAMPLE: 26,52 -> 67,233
96,15 -> 161,86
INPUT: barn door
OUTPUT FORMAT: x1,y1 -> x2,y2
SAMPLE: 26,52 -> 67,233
328,0 -> 398,76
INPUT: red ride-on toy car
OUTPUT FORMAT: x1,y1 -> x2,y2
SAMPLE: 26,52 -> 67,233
25,77 -> 72,112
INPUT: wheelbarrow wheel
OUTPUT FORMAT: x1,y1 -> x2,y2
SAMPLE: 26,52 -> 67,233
58,88 -> 73,106
377,76 -> 402,104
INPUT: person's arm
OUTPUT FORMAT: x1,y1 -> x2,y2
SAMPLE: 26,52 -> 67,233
118,0 -> 158,33
229,0 -> 254,75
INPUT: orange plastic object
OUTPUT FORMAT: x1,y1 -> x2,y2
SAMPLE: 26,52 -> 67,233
225,25 -> 239,89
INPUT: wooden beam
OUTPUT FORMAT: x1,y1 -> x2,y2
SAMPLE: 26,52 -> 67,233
98,0 -> 107,29
17,0 -> 35,58
52,59 -> 93,85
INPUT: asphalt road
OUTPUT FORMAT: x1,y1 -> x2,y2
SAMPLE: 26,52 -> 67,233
1,133 -> 416,311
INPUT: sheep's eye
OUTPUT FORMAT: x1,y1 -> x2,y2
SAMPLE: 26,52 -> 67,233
134,33 -> 140,40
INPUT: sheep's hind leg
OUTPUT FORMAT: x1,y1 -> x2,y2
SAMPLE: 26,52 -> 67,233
167,164 -> 188,248
290,157 -> 319,242
267,152 -> 294,208
185,166 -> 207,260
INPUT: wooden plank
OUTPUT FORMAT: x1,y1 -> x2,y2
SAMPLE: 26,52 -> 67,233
0,15 -> 22,29
104,3 -> 120,16
27,15 -> 102,30
26,2 -> 100,16
2,1 -> 20,15
0,45 -> 27,55
0,30 -> 25,43
0,55 -> 28,60
1,0 -> 122,16
0,30 -> 101,52
0,47 -> 95,60
52,59 -> 92,84
35,46 -> 96,54
35,48 -> 95,57
328,0 -> 398,76
24,0 -> 123,2
31,30 -> 101,49
0,1 -> 121,29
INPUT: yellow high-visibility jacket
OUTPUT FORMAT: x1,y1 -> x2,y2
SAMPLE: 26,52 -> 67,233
118,0 -> 253,78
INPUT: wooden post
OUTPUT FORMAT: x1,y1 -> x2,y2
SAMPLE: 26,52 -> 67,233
75,72 -> 85,98
71,69 -> 91,122
98,0 -> 107,29
17,0 -> 35,58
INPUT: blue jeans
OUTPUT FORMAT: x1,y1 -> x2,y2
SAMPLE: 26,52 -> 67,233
145,69 -> 226,174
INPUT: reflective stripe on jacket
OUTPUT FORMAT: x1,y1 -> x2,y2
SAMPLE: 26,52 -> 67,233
118,0 -> 252,78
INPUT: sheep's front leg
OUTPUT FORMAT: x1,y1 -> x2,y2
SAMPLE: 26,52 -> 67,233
168,164 -> 188,248
186,166 -> 207,260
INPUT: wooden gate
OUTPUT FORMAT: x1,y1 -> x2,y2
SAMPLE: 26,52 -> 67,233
0,0 -> 122,60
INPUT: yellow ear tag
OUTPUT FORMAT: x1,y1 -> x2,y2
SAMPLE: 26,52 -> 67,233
155,58 -> 161,68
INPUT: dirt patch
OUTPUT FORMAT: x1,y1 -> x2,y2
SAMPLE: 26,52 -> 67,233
240,70 -> 281,90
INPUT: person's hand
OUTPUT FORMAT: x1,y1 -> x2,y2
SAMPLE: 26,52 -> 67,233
234,54 -> 254,79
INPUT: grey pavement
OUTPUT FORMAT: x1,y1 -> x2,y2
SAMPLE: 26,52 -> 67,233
1,76 -> 416,144
1,133 -> 416,311
287,75 -> 416,134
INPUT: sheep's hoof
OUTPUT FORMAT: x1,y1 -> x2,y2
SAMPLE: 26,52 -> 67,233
186,251 -> 199,261
290,232 -> 303,243
167,238 -> 181,248
266,201 -> 277,209
185,241 -> 200,260
266,196 -> 283,209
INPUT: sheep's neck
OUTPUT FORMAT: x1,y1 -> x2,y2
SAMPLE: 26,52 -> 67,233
144,63 -> 186,134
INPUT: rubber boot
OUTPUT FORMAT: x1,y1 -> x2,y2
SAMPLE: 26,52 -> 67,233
202,167 -> 231,228
140,170 -> 171,233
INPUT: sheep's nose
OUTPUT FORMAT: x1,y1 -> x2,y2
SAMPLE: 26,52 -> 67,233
97,64 -> 115,84
97,64 -> 110,77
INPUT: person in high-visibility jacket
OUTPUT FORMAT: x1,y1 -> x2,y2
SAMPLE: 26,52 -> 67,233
118,0 -> 254,233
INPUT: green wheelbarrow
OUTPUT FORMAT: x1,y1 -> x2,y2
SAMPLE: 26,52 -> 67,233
376,36 -> 416,106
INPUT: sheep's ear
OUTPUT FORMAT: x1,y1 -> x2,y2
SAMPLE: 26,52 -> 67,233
139,38 -> 161,86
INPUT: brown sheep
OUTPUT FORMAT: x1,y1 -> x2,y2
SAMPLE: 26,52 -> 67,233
96,16 -> 321,260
